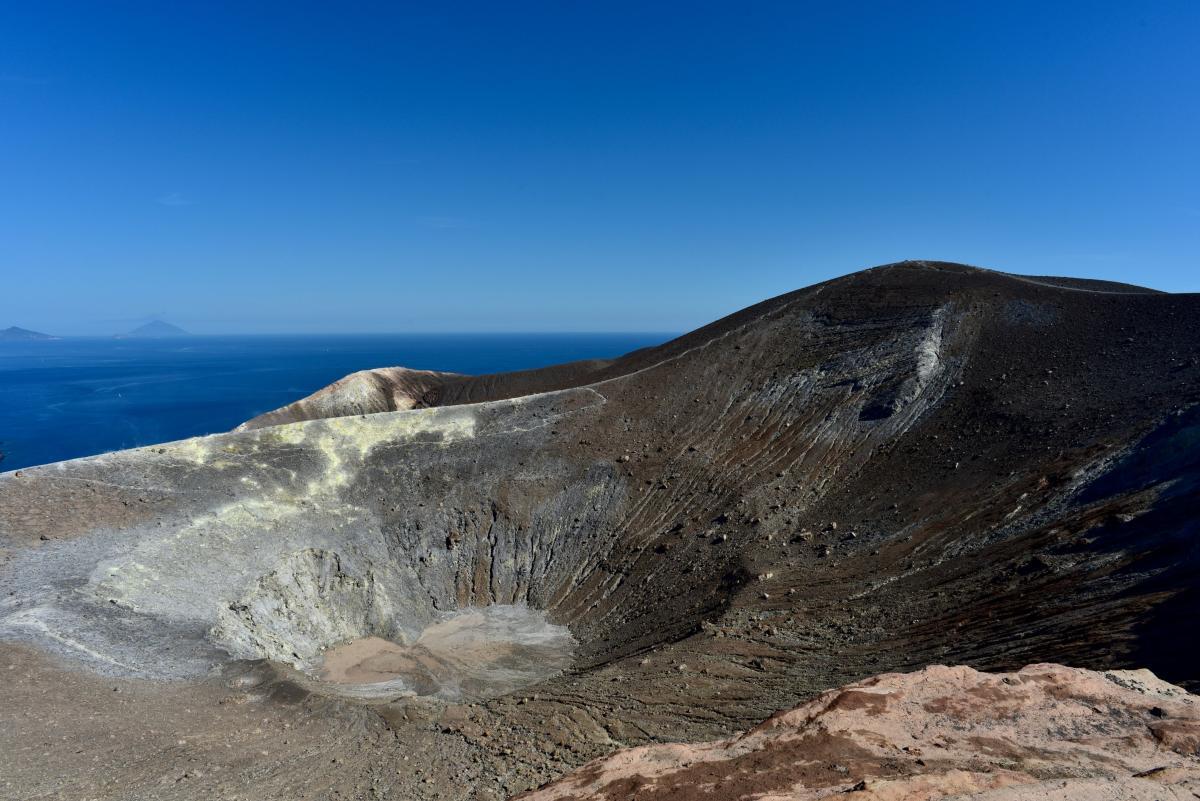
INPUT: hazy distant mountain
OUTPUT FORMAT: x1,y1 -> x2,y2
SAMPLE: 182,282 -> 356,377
0,326 -> 58,341
124,320 -> 189,338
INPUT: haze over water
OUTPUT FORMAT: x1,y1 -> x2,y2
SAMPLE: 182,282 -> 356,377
0,333 -> 670,471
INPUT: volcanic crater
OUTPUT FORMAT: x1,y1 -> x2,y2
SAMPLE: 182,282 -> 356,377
2,261 -> 1198,800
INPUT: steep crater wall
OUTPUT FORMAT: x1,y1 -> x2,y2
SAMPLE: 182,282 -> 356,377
1,298 -> 969,699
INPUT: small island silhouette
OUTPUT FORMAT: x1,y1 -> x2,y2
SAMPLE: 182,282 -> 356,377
0,326 -> 58,341
121,320 -> 190,338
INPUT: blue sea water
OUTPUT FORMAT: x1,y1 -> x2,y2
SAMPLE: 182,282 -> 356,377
0,333 -> 672,471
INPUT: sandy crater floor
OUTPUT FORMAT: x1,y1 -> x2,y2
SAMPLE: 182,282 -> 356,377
318,605 -> 575,701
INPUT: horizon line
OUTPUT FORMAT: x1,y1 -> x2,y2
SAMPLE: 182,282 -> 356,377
2,330 -> 682,338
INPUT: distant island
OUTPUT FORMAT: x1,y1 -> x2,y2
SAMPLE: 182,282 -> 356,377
122,320 -> 190,338
0,326 -> 58,341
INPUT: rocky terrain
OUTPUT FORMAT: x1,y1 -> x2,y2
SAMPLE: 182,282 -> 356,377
236,367 -> 466,431
1,261 -> 1197,800
521,663 -> 1200,800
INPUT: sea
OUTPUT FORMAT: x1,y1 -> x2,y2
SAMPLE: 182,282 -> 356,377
0,333 -> 672,472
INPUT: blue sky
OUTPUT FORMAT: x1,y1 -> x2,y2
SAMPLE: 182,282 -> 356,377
1,1 -> 1197,334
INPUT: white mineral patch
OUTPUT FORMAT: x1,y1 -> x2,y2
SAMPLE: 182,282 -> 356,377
915,306 -> 947,383
86,405 -> 479,621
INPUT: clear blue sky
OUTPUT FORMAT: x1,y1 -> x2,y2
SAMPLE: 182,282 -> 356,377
2,1 -> 1197,334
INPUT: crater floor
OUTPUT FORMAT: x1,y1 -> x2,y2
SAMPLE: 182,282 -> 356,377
317,605 -> 575,701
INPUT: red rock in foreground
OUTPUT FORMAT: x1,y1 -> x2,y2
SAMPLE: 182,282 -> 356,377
519,664 -> 1200,801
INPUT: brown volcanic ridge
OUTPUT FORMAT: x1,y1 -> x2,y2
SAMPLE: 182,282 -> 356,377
1,261 -> 1198,801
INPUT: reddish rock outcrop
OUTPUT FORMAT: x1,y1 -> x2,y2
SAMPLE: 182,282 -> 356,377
235,366 -> 461,430
519,664 -> 1200,801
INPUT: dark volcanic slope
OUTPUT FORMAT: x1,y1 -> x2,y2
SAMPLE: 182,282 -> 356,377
1,261 -> 1198,801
